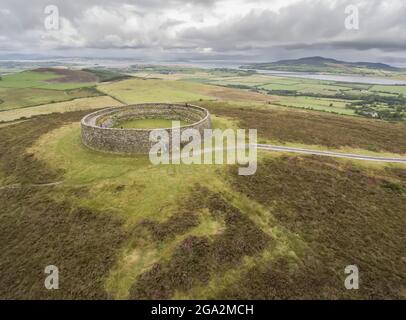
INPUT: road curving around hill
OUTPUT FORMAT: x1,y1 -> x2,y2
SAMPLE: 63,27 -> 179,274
256,144 -> 406,163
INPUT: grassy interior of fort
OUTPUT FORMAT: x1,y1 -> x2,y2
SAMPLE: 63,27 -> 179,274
0,67 -> 405,299
112,118 -> 190,129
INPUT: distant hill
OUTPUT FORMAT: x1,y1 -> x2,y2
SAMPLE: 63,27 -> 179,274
33,67 -> 131,83
241,56 -> 401,74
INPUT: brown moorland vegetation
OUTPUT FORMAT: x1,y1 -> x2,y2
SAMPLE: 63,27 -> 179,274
34,68 -> 99,83
221,156 -> 406,299
0,188 -> 128,299
0,110 -> 93,184
129,186 -> 271,299
200,101 -> 406,154
0,111 -> 128,299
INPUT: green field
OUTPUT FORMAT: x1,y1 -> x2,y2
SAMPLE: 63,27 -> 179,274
0,96 -> 123,122
0,70 -> 96,90
97,78 -> 212,104
259,80 -> 359,96
0,70 -> 102,111
113,118 -> 189,129
0,87 -> 102,111
274,96 -> 356,115
206,74 -> 399,97
0,71 -> 61,88
371,85 -> 406,95
187,72 -> 406,119
129,66 -> 406,119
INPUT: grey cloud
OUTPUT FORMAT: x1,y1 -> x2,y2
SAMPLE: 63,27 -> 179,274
178,0 -> 406,52
0,0 -> 406,64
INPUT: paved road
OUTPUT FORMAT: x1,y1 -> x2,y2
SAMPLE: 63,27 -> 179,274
256,144 -> 406,163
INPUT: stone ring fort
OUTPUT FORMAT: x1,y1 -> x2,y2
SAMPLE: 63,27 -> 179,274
81,103 -> 212,154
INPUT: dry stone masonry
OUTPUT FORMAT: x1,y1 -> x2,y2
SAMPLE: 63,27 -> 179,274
81,103 -> 212,154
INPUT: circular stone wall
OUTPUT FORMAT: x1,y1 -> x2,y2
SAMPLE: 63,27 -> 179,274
81,103 -> 212,154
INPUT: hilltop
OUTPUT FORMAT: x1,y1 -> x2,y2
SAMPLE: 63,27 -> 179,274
241,56 -> 401,74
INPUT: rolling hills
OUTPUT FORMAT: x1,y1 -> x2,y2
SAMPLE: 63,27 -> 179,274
241,56 -> 402,74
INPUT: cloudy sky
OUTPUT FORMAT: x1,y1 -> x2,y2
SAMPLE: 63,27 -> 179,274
1,0 -> 406,64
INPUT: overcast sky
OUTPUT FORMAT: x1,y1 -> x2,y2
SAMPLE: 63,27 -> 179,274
1,0 -> 406,64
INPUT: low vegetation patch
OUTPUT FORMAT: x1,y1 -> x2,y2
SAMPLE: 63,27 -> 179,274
0,111 -> 129,299
0,96 -> 123,122
0,110 -> 93,184
97,78 -> 212,104
97,78 -> 272,105
33,68 -> 99,83
0,87 -> 102,111
222,156 -> 406,299
0,188 -> 128,299
200,101 -> 406,154
129,186 -> 271,299
0,69 -> 107,111
83,68 -> 132,82
112,118 -> 189,129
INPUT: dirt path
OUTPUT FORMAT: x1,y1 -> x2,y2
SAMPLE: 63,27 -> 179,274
0,181 -> 63,190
